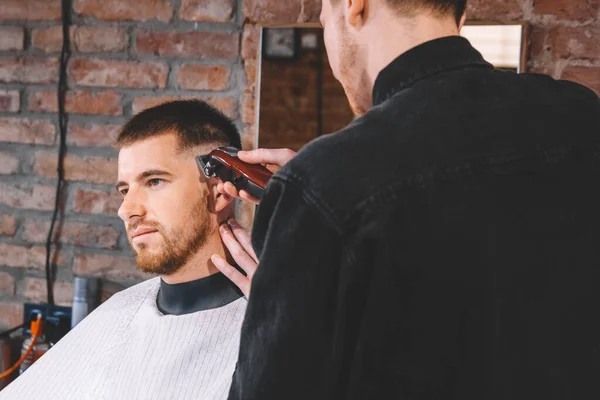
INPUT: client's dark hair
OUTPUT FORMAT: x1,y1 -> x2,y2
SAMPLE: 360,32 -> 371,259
115,99 -> 242,151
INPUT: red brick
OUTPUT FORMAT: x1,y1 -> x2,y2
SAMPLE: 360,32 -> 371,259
0,182 -> 56,210
32,26 -> 128,53
136,30 -> 239,60
68,123 -> 121,147
73,188 -> 123,215
529,26 -> 551,62
31,25 -> 63,53
242,61 -> 258,126
242,24 -> 260,60
22,220 -> 120,249
467,0 -> 523,21
0,27 -> 24,51
0,243 -> 64,269
534,0 -> 599,20
0,302 -> 23,329
0,0 -> 61,21
561,66 -> 600,95
244,0 -> 320,23
34,152 -> 117,185
550,26 -> 600,61
0,57 -> 59,84
0,271 -> 15,295
177,64 -> 231,90
28,90 -> 123,116
0,90 -> 20,113
241,126 -> 257,150
0,118 -> 55,145
0,214 -> 17,236
180,0 -> 233,22
132,95 -> 237,119
74,0 -> 173,22
245,58 -> 258,85
0,152 -> 19,175
69,58 -> 168,89
73,26 -> 129,52
243,87 -> 257,125
74,252 -> 149,280
24,278 -> 73,306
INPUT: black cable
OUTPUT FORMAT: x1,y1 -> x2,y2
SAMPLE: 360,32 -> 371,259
45,0 -> 72,305
316,32 -> 324,137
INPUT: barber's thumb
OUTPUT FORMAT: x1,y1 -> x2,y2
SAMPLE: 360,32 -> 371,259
237,149 -> 263,163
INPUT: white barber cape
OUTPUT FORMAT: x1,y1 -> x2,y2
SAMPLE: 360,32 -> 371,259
0,277 -> 247,399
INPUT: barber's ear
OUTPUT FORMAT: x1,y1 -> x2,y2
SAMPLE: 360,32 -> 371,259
458,11 -> 467,31
347,0 -> 365,28
207,177 -> 234,213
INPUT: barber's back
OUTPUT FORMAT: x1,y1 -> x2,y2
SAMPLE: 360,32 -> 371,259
285,36 -> 600,399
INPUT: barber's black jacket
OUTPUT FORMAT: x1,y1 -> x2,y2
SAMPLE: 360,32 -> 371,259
228,36 -> 600,400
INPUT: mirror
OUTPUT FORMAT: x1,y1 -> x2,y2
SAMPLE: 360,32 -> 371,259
257,23 -> 527,152
461,24 -> 525,72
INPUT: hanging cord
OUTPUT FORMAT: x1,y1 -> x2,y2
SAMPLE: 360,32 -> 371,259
45,0 -> 72,305
0,314 -> 42,380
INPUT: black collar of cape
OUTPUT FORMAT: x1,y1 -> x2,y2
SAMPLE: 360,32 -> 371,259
157,272 -> 244,315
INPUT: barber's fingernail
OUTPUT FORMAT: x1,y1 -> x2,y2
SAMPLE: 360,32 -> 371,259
219,224 -> 227,232
211,255 -> 221,264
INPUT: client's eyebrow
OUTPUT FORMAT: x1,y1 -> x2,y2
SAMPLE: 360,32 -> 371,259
115,169 -> 173,192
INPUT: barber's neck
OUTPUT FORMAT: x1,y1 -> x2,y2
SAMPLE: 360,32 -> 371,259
363,11 -> 462,94
160,229 -> 228,285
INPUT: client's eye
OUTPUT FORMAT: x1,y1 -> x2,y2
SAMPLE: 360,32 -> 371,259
148,178 -> 163,187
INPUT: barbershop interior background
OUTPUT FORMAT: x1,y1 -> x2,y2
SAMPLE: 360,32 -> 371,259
0,0 -> 599,388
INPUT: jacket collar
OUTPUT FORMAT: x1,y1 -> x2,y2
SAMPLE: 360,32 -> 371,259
372,35 -> 494,106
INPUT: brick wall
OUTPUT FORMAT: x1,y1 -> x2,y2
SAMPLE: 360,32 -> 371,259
0,0 -> 244,329
0,0 -> 599,330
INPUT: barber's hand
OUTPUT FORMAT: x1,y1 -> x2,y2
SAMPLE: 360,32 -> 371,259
211,218 -> 258,298
217,148 -> 296,205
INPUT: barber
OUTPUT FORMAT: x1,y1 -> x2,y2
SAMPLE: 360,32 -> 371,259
215,0 -> 600,399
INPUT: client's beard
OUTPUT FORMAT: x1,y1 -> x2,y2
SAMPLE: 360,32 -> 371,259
129,204 -> 213,276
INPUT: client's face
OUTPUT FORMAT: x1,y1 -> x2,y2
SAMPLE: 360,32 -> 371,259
116,133 -> 216,275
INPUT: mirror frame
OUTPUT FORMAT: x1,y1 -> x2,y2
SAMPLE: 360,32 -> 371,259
236,1 -> 529,228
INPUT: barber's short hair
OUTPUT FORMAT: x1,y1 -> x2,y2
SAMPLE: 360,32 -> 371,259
115,99 -> 242,152
331,0 -> 467,26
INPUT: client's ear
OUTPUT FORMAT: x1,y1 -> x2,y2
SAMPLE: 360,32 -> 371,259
207,177 -> 234,214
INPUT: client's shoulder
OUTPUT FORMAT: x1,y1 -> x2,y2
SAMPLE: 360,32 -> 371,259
100,277 -> 160,310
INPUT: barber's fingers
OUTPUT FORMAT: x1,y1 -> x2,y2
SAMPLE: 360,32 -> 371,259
237,148 -> 296,168
214,221 -> 258,298
227,219 -> 258,263
211,255 -> 250,298
218,181 -> 260,205
218,223 -> 258,276
221,181 -> 240,198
